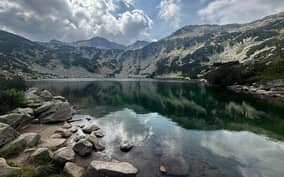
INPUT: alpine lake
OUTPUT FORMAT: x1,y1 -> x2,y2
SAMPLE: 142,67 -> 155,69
28,79 -> 284,177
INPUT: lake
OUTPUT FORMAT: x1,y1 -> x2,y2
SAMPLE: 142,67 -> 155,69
28,79 -> 284,177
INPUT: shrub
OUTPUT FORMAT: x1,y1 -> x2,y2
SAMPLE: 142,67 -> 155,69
0,89 -> 25,114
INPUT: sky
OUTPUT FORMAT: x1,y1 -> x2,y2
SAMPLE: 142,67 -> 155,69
0,0 -> 284,45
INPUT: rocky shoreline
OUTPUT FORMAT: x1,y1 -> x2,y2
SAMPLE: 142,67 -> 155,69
0,88 -> 139,177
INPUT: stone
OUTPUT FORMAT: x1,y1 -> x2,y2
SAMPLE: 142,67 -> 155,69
73,134 -> 86,142
87,135 -> 105,151
39,90 -> 53,101
53,147 -> 75,165
82,124 -> 100,134
43,138 -> 66,149
18,132 -> 40,147
31,148 -> 51,163
70,126 -> 78,133
37,100 -> 72,124
55,128 -> 72,138
0,135 -> 27,157
0,123 -> 19,147
73,139 -> 93,156
94,131 -> 104,138
87,160 -> 138,177
160,165 -> 167,173
34,101 -> 54,115
120,141 -> 133,152
0,158 -> 20,177
54,96 -> 66,101
64,162 -> 85,177
0,108 -> 34,129
51,133 -> 63,139
160,155 -> 189,176
62,122 -> 72,129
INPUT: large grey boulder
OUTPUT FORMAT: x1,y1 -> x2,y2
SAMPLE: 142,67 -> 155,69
0,135 -> 27,157
64,162 -> 85,177
0,123 -> 19,147
37,100 -> 72,123
73,139 -> 93,156
53,147 -> 75,165
87,160 -> 138,177
19,133 -> 40,147
0,158 -> 20,177
0,108 -> 34,129
82,124 -> 100,134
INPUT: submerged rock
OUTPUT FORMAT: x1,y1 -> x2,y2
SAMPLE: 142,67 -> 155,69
53,147 -> 75,165
64,162 -> 85,177
120,141 -> 133,152
87,160 -> 138,177
0,123 -> 19,147
73,139 -> 93,156
0,158 -> 20,177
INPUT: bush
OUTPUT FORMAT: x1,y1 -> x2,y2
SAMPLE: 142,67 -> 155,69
0,89 -> 25,114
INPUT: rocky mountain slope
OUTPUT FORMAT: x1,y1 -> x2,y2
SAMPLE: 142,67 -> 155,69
0,12 -> 283,85
72,37 -> 126,50
126,40 -> 150,50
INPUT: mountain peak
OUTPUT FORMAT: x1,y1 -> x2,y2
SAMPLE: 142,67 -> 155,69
74,36 -> 126,50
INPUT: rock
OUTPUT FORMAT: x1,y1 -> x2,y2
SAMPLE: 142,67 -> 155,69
78,124 -> 85,128
0,123 -> 19,147
24,88 -> 44,108
62,122 -> 72,129
39,90 -> 53,101
34,101 -> 54,115
160,165 -> 167,173
120,141 -> 133,152
43,138 -> 66,149
53,147 -> 75,165
37,100 -> 72,124
0,108 -> 34,129
0,135 -> 27,157
0,158 -> 20,177
51,133 -> 63,139
160,155 -> 189,176
64,162 -> 85,177
87,160 -> 138,177
55,128 -> 72,138
73,139 -> 93,156
87,135 -> 105,151
82,124 -> 100,134
54,96 -> 66,101
70,127 -> 78,133
18,132 -> 40,147
31,148 -> 51,163
94,131 -> 104,138
73,134 -> 85,142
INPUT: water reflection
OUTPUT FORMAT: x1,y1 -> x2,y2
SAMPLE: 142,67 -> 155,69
29,79 -> 284,140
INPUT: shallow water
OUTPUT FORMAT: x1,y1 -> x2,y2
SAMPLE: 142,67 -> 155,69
28,79 -> 284,177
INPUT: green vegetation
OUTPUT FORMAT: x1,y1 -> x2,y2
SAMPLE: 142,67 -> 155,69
0,76 -> 26,114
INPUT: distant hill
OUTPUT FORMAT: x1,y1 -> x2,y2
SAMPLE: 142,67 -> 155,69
127,40 -> 150,50
0,12 -> 283,86
72,37 -> 126,50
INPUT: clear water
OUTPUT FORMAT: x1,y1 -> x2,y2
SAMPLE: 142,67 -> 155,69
28,79 -> 284,177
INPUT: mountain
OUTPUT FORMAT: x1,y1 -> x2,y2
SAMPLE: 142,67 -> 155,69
73,37 -> 126,50
0,12 -> 283,87
127,40 -> 150,50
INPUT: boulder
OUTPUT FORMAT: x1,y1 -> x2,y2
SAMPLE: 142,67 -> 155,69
38,90 -> 53,101
38,100 -> 72,123
70,127 -> 78,133
64,162 -> 85,177
0,108 -> 34,129
87,135 -> 105,151
120,141 -> 133,152
73,134 -> 86,142
43,138 -> 66,149
53,147 -> 75,165
94,131 -> 104,138
31,148 -> 51,163
87,160 -> 138,177
34,101 -> 54,115
0,123 -> 19,147
73,139 -> 93,156
18,132 -> 40,147
0,135 -> 27,157
82,124 -> 100,134
0,158 -> 20,177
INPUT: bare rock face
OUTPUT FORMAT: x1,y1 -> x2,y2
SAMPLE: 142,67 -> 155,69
53,147 -> 75,165
0,108 -> 34,129
73,139 -> 93,156
87,160 -> 138,177
0,123 -> 19,147
64,162 -> 85,177
0,158 -> 20,177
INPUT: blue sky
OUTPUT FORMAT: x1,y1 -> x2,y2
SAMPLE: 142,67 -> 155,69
0,0 -> 283,45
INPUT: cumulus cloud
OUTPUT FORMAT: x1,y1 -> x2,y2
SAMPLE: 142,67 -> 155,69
0,0 -> 153,44
159,0 -> 181,28
198,0 -> 284,24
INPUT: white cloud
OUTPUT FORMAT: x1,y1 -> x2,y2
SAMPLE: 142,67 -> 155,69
159,0 -> 181,28
198,0 -> 284,24
0,0 -> 153,44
